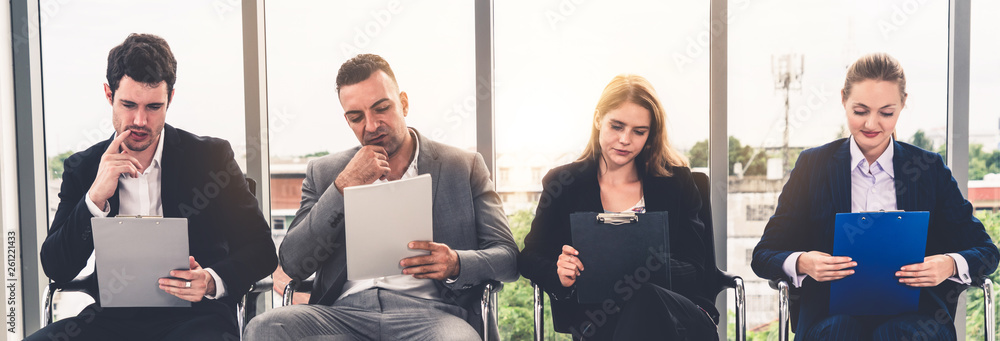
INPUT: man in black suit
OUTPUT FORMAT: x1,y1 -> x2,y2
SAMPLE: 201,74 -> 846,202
26,33 -> 277,341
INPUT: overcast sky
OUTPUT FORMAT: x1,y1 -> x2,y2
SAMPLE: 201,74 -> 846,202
40,0 -> 1000,162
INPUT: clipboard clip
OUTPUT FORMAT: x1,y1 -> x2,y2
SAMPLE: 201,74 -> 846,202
596,212 -> 638,226
857,210 -> 905,221
116,215 -> 164,218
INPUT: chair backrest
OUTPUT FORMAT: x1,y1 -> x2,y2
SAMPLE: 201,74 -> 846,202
691,173 -> 717,272
246,177 -> 257,197
691,172 -> 725,297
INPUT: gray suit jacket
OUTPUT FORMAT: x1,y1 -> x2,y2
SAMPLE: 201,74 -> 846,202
279,129 -> 518,316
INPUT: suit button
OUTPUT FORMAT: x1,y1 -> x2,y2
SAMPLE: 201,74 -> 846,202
82,230 -> 91,241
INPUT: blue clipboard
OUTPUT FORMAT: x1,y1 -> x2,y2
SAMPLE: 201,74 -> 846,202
830,211 -> 929,316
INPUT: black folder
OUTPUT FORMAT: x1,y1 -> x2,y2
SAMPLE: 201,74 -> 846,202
570,212 -> 670,304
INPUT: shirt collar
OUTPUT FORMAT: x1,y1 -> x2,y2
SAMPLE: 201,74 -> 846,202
849,135 -> 894,178
403,128 -> 419,176
150,128 -> 164,170
374,128 -> 419,184
112,128 -> 165,170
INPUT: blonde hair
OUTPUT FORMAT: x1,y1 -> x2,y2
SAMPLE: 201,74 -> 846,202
578,74 -> 689,177
842,52 -> 907,101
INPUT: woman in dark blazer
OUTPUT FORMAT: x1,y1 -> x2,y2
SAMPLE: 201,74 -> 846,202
752,53 -> 999,340
518,74 -> 718,340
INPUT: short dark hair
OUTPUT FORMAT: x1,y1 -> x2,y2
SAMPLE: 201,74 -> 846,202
106,33 -> 177,101
336,53 -> 397,93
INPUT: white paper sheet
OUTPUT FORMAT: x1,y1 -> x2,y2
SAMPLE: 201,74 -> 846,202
344,174 -> 433,280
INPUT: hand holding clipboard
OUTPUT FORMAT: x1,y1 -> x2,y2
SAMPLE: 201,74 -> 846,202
570,212 -> 670,304
556,245 -> 585,288
829,211 -> 929,316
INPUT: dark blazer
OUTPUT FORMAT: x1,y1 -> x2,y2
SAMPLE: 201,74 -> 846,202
518,159 -> 717,334
751,138 -> 999,338
40,124 -> 278,326
278,129 -> 518,338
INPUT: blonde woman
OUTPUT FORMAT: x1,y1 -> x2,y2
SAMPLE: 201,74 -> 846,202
752,53 -> 998,340
519,75 -> 718,340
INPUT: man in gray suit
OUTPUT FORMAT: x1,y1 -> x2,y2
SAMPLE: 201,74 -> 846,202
246,54 -> 518,340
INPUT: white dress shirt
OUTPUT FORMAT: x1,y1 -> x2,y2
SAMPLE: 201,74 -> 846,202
782,137 -> 970,287
338,129 -> 443,302
85,131 -> 228,299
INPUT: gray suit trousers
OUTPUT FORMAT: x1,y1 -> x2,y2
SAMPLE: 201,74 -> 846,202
244,288 -> 479,341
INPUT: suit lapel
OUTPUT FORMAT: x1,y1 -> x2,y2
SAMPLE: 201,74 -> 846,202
160,125 -> 181,218
829,139 -> 852,214
108,191 -> 121,217
414,129 -> 442,206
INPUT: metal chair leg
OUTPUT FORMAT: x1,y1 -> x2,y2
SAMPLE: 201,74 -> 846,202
533,283 -> 544,341
983,278 -> 995,341
237,292 -> 246,340
482,282 -> 493,341
733,277 -> 746,341
778,280 -> 790,341
42,283 -> 54,326
489,288 -> 498,339
282,281 -> 297,307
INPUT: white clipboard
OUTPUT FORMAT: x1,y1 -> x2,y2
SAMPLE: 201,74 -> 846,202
344,174 -> 434,280
91,216 -> 190,307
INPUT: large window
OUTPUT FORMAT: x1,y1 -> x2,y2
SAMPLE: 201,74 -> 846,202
40,0 -> 247,321
264,1 -> 476,159
727,0 -> 948,334
42,2 -> 248,172
264,0 -> 476,305
966,1 -> 1000,338
968,0 -> 1000,185
495,1 -> 710,339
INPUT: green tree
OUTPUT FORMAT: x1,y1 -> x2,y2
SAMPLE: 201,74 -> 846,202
303,151 -> 330,158
968,144 -> 1000,181
686,137 -> 770,176
498,209 -> 572,341
965,211 -> 1000,340
48,150 -> 75,179
688,140 -> 709,168
936,143 -> 948,161
934,142 -> 1000,181
910,129 -> 933,151
729,137 -> 768,176
728,136 -> 744,175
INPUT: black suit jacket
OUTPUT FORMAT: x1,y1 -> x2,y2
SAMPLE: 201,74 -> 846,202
40,124 -> 278,325
518,159 -> 717,334
751,138 -> 999,339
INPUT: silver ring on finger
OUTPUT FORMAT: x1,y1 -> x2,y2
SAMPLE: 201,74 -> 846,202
185,281 -> 191,288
